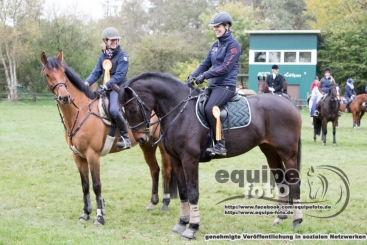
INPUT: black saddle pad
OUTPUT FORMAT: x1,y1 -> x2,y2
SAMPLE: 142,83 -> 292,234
195,93 -> 251,130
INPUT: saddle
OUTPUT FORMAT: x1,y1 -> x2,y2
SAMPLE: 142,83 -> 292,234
195,90 -> 251,130
98,94 -> 112,126
97,93 -> 118,137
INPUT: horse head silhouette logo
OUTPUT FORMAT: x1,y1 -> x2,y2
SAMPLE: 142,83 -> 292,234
305,165 -> 350,218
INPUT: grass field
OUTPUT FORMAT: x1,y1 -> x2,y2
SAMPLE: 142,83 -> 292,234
1,100 -> 367,244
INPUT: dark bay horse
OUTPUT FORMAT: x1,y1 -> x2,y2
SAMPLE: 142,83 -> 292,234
41,52 -> 177,225
339,94 -> 367,129
313,84 -> 340,146
113,72 -> 302,240
257,78 -> 291,101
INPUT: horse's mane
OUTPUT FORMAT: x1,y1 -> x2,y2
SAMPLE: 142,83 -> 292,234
126,72 -> 186,89
45,57 -> 97,100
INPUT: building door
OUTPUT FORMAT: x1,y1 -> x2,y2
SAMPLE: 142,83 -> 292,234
287,84 -> 300,100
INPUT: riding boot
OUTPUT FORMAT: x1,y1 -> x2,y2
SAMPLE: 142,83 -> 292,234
113,113 -> 131,149
206,130 -> 227,157
206,139 -> 227,157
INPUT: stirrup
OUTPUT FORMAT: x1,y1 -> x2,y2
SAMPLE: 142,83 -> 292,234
314,110 -> 319,116
117,137 -> 131,149
206,145 -> 227,157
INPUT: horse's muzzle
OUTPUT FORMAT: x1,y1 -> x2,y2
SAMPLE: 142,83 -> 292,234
137,137 -> 147,145
58,94 -> 71,104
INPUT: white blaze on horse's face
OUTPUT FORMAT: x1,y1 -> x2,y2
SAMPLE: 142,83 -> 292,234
336,86 -> 341,101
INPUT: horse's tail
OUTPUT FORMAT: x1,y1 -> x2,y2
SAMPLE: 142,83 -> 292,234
314,118 -> 322,135
167,169 -> 178,199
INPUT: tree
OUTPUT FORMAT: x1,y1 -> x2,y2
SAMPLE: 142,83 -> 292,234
253,0 -> 309,30
129,31 -> 199,77
200,0 -> 269,74
306,0 -> 367,92
0,0 -> 42,101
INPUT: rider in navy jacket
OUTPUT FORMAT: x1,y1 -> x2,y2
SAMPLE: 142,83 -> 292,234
86,45 -> 128,89
85,27 -> 130,149
344,78 -> 356,106
187,12 -> 241,157
190,32 -> 240,87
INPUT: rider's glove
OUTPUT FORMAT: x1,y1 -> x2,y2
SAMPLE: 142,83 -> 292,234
186,75 -> 195,88
269,87 -> 275,92
195,74 -> 205,85
84,81 -> 90,87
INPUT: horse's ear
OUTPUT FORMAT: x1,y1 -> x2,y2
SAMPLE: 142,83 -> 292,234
56,50 -> 63,62
41,52 -> 47,65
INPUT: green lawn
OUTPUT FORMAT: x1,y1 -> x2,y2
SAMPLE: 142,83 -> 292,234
0,100 -> 366,244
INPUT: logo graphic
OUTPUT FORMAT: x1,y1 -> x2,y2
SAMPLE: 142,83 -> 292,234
305,165 -> 350,218
215,165 -> 350,218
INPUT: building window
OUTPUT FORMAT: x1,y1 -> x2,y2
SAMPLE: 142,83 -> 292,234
299,52 -> 311,63
254,52 -> 266,62
284,52 -> 296,63
269,52 -> 281,63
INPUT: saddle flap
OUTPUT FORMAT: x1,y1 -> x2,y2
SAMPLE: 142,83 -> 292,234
98,95 -> 112,126
195,91 -> 251,130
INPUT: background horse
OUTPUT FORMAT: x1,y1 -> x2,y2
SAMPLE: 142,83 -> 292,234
113,72 -> 302,240
41,52 -> 177,226
313,84 -> 340,146
339,94 -> 367,129
257,78 -> 291,101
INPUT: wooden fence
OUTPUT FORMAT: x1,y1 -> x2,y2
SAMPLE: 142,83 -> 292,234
0,93 -> 54,102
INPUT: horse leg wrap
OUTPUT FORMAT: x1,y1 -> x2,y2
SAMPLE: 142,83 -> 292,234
273,196 -> 288,226
161,193 -> 170,212
96,196 -> 105,215
293,199 -> 303,221
172,201 -> 189,234
189,204 -> 200,224
277,195 -> 289,219
163,193 -> 170,205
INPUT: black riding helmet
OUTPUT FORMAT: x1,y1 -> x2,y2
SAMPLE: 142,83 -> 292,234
208,12 -> 233,27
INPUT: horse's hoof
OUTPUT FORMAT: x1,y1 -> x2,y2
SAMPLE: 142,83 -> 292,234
181,228 -> 196,240
161,204 -> 169,212
293,219 -> 303,229
146,202 -> 156,211
272,217 -> 284,226
333,143 -> 337,147
172,223 -> 187,234
93,215 -> 105,226
79,213 -> 90,222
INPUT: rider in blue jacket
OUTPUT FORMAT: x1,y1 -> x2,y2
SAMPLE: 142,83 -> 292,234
187,12 -> 241,156
85,27 -> 130,149
344,78 -> 356,111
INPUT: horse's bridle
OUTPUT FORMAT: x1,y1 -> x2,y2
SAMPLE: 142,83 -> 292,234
122,86 -> 198,145
43,68 -> 72,104
42,66 -> 101,144
122,87 -> 153,134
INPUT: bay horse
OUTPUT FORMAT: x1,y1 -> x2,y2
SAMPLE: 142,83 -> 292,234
339,94 -> 367,129
257,78 -> 291,101
112,72 -> 302,240
313,84 -> 340,146
40,51 -> 177,226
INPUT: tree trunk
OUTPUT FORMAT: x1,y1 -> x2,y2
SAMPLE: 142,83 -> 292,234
0,43 -> 18,102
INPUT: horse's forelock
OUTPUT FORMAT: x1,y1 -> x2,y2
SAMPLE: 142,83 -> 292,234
44,57 -> 64,70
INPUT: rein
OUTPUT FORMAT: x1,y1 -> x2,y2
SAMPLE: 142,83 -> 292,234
123,86 -> 199,146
